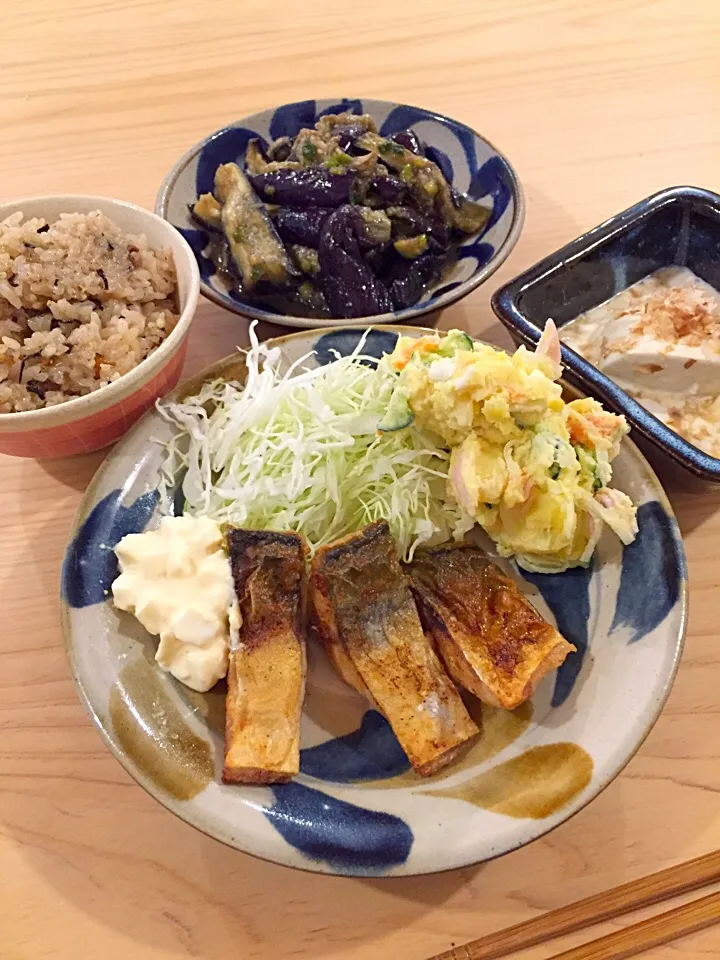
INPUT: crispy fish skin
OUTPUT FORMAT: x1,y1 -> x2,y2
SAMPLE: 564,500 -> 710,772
224,529 -> 308,784
407,543 -> 576,710
310,521 -> 479,776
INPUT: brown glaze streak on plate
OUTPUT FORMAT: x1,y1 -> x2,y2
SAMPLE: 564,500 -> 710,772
426,742 -> 593,818
184,682 -> 228,737
110,659 -> 214,800
364,699 -> 533,789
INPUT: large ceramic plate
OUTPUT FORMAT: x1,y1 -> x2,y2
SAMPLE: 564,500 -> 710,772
61,326 -> 687,876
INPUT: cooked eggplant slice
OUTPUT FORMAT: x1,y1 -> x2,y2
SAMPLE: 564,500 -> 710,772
245,138 -> 269,175
387,252 -> 444,309
250,168 -> 355,208
450,190 -> 492,235
332,122 -> 376,153
369,173 -> 406,204
318,206 -> 394,318
357,207 -> 392,246
267,135 -> 293,162
272,206 -> 333,247
315,111 -> 378,139
192,192 -> 223,231
391,129 -> 425,155
394,234 -> 428,259
213,162 -> 296,291
387,206 -> 450,250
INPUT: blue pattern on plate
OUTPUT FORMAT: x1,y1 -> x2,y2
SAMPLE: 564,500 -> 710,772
195,127 -> 265,197
317,98 -> 364,119
458,240 -> 495,267
62,489 -> 159,608
469,156 -> 512,229
314,329 -> 399,367
178,228 -> 215,280
265,780 -> 413,873
425,145 -> 454,184
268,100 -> 316,141
301,710 -> 410,782
521,562 -> 594,708
611,501 -> 685,642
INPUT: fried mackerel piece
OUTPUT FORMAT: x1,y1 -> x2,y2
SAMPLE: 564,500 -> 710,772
310,521 -> 479,776
407,543 -> 576,710
224,529 -> 308,784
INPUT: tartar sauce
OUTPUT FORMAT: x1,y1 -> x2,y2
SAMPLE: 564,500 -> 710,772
112,515 -> 234,692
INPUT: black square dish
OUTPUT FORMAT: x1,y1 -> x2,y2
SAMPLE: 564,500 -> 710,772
492,185 -> 720,484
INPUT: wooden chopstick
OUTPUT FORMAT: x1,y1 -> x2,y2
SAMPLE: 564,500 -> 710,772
545,889 -> 720,960
428,850 -> 720,960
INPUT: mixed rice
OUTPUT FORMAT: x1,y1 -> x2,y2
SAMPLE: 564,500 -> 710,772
0,210 -> 179,413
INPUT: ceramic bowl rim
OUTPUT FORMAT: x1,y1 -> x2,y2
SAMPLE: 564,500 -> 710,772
60,323 -> 688,876
0,194 -> 200,429
491,184 -> 720,481
154,97 -> 525,327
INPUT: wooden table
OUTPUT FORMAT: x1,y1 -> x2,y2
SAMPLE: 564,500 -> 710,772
2,2 -> 720,957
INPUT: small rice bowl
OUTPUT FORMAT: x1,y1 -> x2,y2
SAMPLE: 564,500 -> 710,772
0,210 -> 179,413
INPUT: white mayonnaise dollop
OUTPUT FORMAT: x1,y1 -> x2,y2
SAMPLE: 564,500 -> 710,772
112,515 -> 234,692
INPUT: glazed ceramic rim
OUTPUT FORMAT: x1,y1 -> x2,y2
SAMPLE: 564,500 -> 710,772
155,98 -> 525,328
0,195 -> 200,428
61,324 -> 687,875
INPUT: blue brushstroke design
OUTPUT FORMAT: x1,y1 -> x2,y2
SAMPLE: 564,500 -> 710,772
379,106 -> 478,174
265,780 -> 413,873
62,489 -> 160,608
178,228 -> 215,281
430,280 -> 463,299
317,99 -> 363,118
269,100 -> 316,141
611,501 -> 685,642
458,240 -> 495,267
469,156 -> 513,229
314,329 -> 398,367
521,562 -> 594,707
301,710 -> 410,782
425,145 -> 454,183
196,127 -> 267,196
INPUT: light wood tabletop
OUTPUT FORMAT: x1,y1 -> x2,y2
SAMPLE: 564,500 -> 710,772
2,1 -> 720,958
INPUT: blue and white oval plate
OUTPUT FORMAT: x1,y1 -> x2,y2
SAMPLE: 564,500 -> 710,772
155,97 -> 524,329
61,326 -> 687,877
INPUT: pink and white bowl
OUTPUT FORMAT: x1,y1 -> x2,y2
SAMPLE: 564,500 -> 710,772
0,196 -> 200,459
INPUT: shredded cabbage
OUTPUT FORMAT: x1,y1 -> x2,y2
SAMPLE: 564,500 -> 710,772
157,326 -> 473,560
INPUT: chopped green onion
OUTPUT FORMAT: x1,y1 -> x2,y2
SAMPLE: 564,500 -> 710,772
301,141 -> 318,162
378,140 -> 404,157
